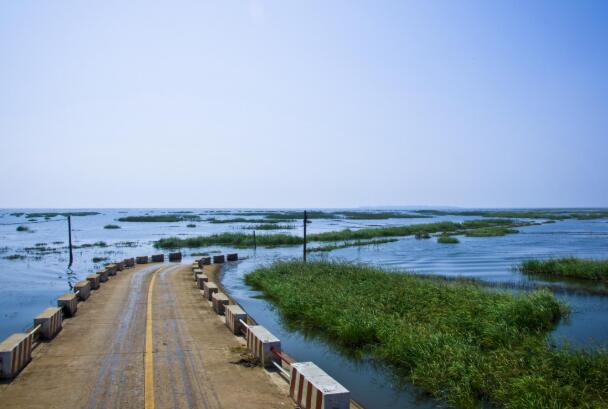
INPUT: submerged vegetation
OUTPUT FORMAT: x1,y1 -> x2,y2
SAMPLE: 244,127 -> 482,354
103,224 -> 121,229
437,234 -> 459,244
245,261 -> 608,408
308,239 -> 398,252
521,257 -> 608,282
118,215 -> 201,222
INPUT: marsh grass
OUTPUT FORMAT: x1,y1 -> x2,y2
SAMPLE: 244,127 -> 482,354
206,217 -> 295,224
92,256 -> 109,263
416,209 -> 608,220
16,225 -> 29,232
187,224 -> 196,228
521,257 -> 608,282
243,224 -> 295,230
155,232 -> 303,249
118,215 -> 200,222
24,211 -> 99,218
337,211 -> 428,220
465,226 -> 518,237
104,224 -> 121,229
3,254 -> 25,260
437,235 -> 459,244
308,239 -> 398,252
244,261 -> 608,408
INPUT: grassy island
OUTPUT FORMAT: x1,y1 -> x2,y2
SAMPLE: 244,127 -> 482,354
520,257 -> 608,282
245,261 -> 608,408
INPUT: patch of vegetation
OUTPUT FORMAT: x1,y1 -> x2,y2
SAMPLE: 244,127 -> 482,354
307,219 -> 526,242
10,212 -> 24,217
24,211 -> 100,218
92,256 -> 109,263
465,227 -> 518,237
16,225 -> 29,232
117,215 -> 201,222
243,224 -> 295,230
187,224 -> 196,228
308,239 -> 398,252
520,257 -> 608,282
115,241 -> 137,247
190,250 -> 221,256
416,209 -> 608,220
437,235 -> 459,244
337,211 -> 428,220
104,224 -> 121,229
415,232 -> 431,239
206,217 -> 294,224
244,261 -> 608,408
155,233 -> 303,249
52,241 -> 64,245
72,241 -> 108,249
3,254 -> 25,260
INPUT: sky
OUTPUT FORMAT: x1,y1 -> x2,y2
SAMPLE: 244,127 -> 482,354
1,1 -> 607,209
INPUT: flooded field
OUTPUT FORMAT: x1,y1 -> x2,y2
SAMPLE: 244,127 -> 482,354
1,208 -> 607,408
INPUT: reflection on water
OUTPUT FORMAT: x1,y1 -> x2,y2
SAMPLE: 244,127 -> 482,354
1,209 -> 608,408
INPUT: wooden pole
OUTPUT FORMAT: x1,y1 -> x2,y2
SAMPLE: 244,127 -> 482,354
253,230 -> 257,250
68,216 -> 73,267
303,210 -> 307,263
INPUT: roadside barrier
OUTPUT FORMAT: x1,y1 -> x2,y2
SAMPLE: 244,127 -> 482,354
34,307 -> 63,340
57,293 -> 78,317
196,273 -> 208,289
105,264 -> 117,276
96,269 -> 109,283
289,362 -> 350,409
116,261 -> 125,271
211,292 -> 230,315
0,332 -> 33,379
203,282 -> 219,300
199,257 -> 211,266
86,274 -> 100,290
136,256 -> 149,264
225,305 -> 247,335
124,258 -> 135,268
169,252 -> 182,262
227,253 -> 238,261
193,268 -> 202,281
74,281 -> 91,300
151,254 -> 164,262
246,325 -> 281,368
212,255 -> 225,264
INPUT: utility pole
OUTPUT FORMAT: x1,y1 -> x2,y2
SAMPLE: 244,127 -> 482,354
303,210 -> 307,263
253,230 -> 257,250
67,216 -> 74,267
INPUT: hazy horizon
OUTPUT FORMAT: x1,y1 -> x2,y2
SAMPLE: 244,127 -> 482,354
2,1 -> 607,208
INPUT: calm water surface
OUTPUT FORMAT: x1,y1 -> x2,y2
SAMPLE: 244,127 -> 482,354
1,208 -> 607,408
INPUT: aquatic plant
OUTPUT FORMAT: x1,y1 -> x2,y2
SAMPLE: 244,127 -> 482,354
415,232 -> 431,239
244,261 -> 608,408
24,211 -> 99,218
308,239 -> 398,252
206,217 -> 293,224
104,224 -> 121,229
72,241 -> 108,249
155,232 -> 303,249
437,234 -> 459,244
465,227 -> 518,237
242,224 -> 295,230
92,256 -> 109,263
3,254 -> 25,260
16,225 -> 29,232
520,257 -> 608,282
416,209 -> 608,221
337,211 -> 428,220
187,224 -> 196,228
118,215 -> 201,222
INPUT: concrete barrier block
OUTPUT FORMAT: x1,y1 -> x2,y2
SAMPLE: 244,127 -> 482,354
151,254 -> 164,262
212,292 -> 230,315
193,268 -> 202,281
201,256 -> 211,265
196,274 -> 208,289
0,332 -> 33,379
289,362 -> 350,409
136,256 -> 149,264
246,325 -> 280,368
86,274 -> 100,290
212,255 -> 225,264
169,252 -> 182,262
34,307 -> 63,340
74,281 -> 91,300
115,261 -> 125,271
227,253 -> 238,261
96,269 -> 109,283
124,258 -> 135,268
57,293 -> 78,317
225,305 -> 247,335
203,282 -> 219,301
105,264 -> 117,276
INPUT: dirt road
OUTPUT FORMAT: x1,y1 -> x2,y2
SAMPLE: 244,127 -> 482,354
0,263 -> 292,409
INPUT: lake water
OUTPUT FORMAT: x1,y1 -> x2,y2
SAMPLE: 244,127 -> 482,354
1,208 -> 607,408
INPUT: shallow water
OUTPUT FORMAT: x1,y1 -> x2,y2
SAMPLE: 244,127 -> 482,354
1,208 -> 607,408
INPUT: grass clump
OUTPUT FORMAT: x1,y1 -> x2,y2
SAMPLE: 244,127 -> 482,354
3,254 -> 25,260
243,224 -> 295,230
187,224 -> 196,228
72,241 -> 108,249
337,211 -> 428,220
308,239 -> 397,252
92,256 -> 109,263
155,232 -> 303,249
244,261 -> 608,408
437,234 -> 459,244
520,257 -> 608,282
465,227 -> 518,237
104,224 -> 121,229
415,232 -> 431,239
25,211 -> 99,218
416,209 -> 608,220
118,215 -> 200,222
206,217 -> 294,224
16,225 -> 29,232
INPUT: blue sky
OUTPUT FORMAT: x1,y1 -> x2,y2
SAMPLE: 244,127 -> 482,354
1,1 -> 607,208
